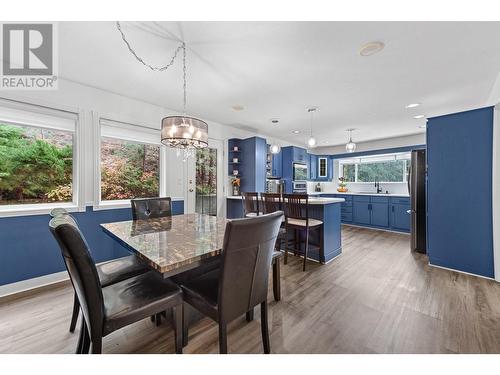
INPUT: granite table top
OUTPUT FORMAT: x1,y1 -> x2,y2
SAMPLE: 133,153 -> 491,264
101,213 -> 227,276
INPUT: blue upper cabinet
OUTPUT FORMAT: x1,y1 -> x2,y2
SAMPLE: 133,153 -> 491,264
293,147 -> 308,162
309,154 -> 317,180
427,107 -> 494,278
271,150 -> 282,178
309,155 -> 332,181
229,136 -> 267,193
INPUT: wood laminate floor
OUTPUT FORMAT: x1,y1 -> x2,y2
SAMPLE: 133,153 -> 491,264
1,225 -> 500,354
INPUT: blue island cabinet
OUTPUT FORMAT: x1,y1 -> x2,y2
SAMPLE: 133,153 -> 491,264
226,197 -> 343,263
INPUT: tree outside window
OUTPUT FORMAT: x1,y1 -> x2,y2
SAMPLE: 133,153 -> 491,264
100,137 -> 159,201
0,123 -> 73,205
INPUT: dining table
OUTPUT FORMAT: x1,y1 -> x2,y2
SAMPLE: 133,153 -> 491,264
100,213 -> 282,301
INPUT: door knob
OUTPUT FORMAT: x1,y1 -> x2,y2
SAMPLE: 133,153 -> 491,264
189,188 -> 194,192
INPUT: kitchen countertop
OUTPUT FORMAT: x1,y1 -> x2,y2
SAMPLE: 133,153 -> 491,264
308,191 -> 410,198
226,196 -> 345,205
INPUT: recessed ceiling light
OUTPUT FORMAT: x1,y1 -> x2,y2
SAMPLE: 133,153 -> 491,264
231,105 -> 244,111
413,115 -> 425,119
359,41 -> 385,57
405,103 -> 421,109
270,118 -> 279,124
292,130 -> 300,134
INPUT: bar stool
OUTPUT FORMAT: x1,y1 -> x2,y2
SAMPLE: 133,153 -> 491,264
282,194 -> 323,271
241,192 -> 261,217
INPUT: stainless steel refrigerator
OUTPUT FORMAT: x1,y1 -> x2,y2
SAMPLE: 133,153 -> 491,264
408,149 -> 426,253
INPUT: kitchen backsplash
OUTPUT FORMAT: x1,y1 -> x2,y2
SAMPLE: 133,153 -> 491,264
307,181 -> 410,195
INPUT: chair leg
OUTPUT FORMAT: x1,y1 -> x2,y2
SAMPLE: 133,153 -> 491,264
69,293 -> 80,333
75,319 -> 85,354
303,228 -> 309,272
172,304 -> 183,354
182,303 -> 189,347
260,301 -> 271,354
319,226 -> 324,264
155,312 -> 162,326
272,258 -> 281,301
284,225 -> 289,264
218,323 -> 228,354
91,338 -> 102,354
246,308 -> 254,322
81,321 -> 91,354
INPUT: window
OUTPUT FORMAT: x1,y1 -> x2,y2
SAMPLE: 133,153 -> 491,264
318,157 -> 328,177
338,152 -> 411,183
0,101 -> 77,209
99,119 -> 161,202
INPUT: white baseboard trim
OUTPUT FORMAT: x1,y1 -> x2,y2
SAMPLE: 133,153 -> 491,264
428,262 -> 497,282
0,271 -> 69,298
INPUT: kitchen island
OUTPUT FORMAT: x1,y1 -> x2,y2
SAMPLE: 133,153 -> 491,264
226,196 -> 344,263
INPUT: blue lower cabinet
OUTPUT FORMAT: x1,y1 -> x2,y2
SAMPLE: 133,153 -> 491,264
391,203 -> 410,232
353,201 -> 371,225
370,202 -> 389,227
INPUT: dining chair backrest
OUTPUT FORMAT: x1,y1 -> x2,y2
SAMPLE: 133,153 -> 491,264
49,207 -> 69,217
261,193 -> 282,214
218,211 -> 283,322
131,197 -> 172,220
241,192 -> 260,216
282,193 -> 309,221
49,215 -> 104,341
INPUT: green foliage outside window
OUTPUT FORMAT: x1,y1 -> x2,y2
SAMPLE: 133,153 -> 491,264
100,137 -> 159,200
0,124 -> 73,205
358,160 -> 406,182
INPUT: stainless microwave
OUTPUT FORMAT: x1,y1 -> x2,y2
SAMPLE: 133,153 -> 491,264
293,163 -> 308,181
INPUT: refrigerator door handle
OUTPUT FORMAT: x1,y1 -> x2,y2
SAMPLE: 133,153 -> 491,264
407,165 -> 412,196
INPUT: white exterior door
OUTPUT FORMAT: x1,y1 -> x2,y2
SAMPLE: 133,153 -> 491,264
184,138 -> 225,216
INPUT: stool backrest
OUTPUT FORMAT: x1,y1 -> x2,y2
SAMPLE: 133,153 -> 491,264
241,192 -> 260,216
261,193 -> 282,214
283,193 -> 309,221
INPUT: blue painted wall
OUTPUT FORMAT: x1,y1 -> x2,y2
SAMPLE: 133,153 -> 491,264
0,201 -> 184,286
427,107 -> 494,278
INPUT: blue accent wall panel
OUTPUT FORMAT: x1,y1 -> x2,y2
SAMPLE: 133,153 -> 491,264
0,201 -> 184,286
427,107 -> 494,278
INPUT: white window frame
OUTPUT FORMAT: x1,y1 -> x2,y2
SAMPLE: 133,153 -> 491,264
338,152 -> 411,184
318,157 -> 328,178
0,98 -> 83,217
94,115 -> 165,210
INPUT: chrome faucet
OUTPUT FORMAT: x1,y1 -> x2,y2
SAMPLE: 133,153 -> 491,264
375,179 -> 382,194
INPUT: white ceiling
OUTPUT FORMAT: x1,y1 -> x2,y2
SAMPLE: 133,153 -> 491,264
58,21 -> 500,147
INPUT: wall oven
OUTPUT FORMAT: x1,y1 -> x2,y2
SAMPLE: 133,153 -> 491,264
293,163 -> 308,181
292,181 -> 307,193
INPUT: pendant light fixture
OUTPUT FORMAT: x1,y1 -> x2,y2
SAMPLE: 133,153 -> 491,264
345,128 -> 357,153
116,22 -> 208,161
307,107 -> 318,148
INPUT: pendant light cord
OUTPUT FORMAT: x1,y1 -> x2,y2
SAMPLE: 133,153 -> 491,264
116,21 -> 187,114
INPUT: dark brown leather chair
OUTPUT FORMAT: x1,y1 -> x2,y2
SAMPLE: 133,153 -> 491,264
49,215 -> 183,354
241,192 -> 261,217
282,194 -> 323,271
131,197 -> 172,220
49,208 -> 148,333
181,211 -> 283,354
261,193 -> 286,300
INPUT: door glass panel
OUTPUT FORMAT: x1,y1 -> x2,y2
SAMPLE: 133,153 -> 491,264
195,148 -> 217,215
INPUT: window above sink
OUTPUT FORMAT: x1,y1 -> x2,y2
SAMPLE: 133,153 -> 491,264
338,152 -> 411,183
